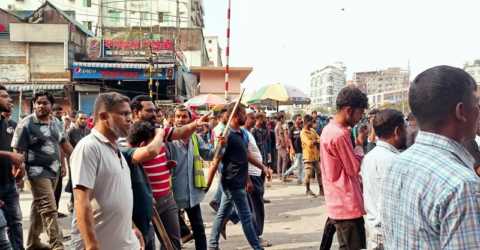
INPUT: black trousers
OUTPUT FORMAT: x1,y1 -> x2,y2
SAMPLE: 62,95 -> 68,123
144,225 -> 156,250
54,175 -> 63,210
184,204 -> 207,250
320,217 -> 336,250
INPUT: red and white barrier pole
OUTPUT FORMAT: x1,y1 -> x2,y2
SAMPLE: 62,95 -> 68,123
224,0 -> 231,100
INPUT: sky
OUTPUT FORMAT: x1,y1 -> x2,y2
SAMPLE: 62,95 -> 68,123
203,0 -> 480,94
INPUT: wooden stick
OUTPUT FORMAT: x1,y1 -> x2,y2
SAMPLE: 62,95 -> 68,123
152,207 -> 174,250
213,88 -> 246,160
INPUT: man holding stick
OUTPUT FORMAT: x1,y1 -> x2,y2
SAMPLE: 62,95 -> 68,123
207,103 -> 272,250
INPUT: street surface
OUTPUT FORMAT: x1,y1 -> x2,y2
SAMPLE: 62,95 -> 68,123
18,166 -> 339,250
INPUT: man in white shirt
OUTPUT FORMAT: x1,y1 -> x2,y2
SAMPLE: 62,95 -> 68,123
361,109 -> 407,249
70,92 -> 143,250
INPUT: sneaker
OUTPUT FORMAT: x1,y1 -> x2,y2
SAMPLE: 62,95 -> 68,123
305,190 -> 317,198
209,201 -> 219,212
297,181 -> 302,185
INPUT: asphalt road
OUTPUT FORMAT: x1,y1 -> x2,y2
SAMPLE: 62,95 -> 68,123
18,168 -> 339,250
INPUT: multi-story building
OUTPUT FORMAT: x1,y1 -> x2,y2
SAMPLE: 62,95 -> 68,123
353,67 -> 410,95
368,87 -> 409,108
1,0 -> 204,35
205,36 -> 222,67
464,64 -> 480,84
310,62 -> 347,109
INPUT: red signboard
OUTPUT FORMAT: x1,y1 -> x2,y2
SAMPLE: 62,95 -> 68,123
104,38 -> 173,51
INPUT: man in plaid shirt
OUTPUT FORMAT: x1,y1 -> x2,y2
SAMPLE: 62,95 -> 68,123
380,65 -> 480,249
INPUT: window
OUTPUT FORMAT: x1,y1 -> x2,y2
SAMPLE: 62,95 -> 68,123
153,34 -> 163,39
110,12 -> 120,23
83,0 -> 91,7
82,21 -> 92,30
141,12 -> 148,21
158,12 -> 169,23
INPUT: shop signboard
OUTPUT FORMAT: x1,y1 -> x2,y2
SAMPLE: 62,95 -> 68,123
10,23 -> 69,43
103,38 -> 174,59
73,66 -> 174,80
86,37 -> 102,59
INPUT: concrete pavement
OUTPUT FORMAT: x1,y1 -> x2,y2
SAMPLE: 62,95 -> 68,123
17,168 -> 339,250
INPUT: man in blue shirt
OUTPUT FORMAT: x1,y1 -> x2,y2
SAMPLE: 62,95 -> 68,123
208,103 -> 272,250
380,66 -> 480,249
121,121 -> 167,250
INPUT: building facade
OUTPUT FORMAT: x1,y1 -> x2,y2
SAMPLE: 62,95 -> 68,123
464,64 -> 480,84
1,0 -> 204,35
0,2 -> 93,120
353,67 -> 410,95
368,87 -> 409,108
205,36 -> 222,67
310,62 -> 347,109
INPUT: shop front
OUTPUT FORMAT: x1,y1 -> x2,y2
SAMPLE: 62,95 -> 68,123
73,62 -> 176,100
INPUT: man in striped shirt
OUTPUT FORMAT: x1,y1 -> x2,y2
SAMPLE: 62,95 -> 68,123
129,95 -> 212,249
361,109 -> 407,250
380,66 -> 480,249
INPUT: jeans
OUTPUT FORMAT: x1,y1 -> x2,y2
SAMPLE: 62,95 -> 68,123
184,205 -> 206,250
209,188 -> 263,250
0,181 -> 23,250
0,212 -> 10,250
212,163 -> 222,204
144,225 -> 156,250
284,153 -> 304,182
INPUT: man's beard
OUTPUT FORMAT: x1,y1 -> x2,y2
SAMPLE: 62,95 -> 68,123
109,117 -> 129,138
239,120 -> 246,126
398,136 -> 408,150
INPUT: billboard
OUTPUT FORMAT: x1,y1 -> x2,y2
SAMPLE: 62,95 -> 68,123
10,23 -> 69,43
73,66 -> 174,80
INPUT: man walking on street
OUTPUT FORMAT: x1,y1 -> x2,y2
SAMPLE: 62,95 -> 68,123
381,66 -> 480,249
209,108 -> 229,211
275,115 -> 290,181
300,115 -> 323,198
320,86 -> 369,250
70,92 -> 143,250
12,91 -> 74,250
0,85 -> 25,250
51,104 -> 68,218
165,105 -> 226,250
122,120 -> 166,250
208,103 -> 272,250
65,111 -> 90,214
405,112 -> 419,148
361,109 -> 407,249
129,95 -> 213,250
283,114 -> 304,185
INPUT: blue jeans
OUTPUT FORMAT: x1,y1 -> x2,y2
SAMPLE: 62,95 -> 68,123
284,153 -> 304,183
0,212 -> 11,250
209,188 -> 263,250
0,181 -> 23,250
212,163 -> 223,204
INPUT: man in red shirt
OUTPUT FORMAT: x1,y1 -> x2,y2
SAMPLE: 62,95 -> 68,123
129,96 -> 212,249
319,86 -> 368,249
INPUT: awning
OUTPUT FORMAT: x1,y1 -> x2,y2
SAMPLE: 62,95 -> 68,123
5,84 -> 66,92
73,62 -> 175,69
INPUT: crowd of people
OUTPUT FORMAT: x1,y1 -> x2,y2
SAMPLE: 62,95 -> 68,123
2,65 -> 480,250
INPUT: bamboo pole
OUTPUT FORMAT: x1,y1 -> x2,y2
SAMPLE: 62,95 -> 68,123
213,88 -> 245,160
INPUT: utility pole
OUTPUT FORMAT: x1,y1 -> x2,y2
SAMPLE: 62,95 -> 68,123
149,33 -> 153,98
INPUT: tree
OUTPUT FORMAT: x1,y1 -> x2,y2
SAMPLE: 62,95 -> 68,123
464,61 -> 471,70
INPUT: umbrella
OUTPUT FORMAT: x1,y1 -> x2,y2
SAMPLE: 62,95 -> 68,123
185,94 -> 227,108
232,91 -> 256,106
247,84 -> 311,106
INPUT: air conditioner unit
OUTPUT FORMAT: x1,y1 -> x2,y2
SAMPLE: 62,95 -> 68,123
7,5 -> 15,11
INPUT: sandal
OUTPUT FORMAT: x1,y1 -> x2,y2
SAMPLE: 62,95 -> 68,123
259,237 -> 273,247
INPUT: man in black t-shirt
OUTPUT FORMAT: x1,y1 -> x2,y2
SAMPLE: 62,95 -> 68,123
208,103 -> 272,250
0,85 -> 25,250
283,114 -> 304,184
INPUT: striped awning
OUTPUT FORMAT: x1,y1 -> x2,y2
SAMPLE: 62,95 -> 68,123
73,62 -> 175,69
5,84 -> 66,92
